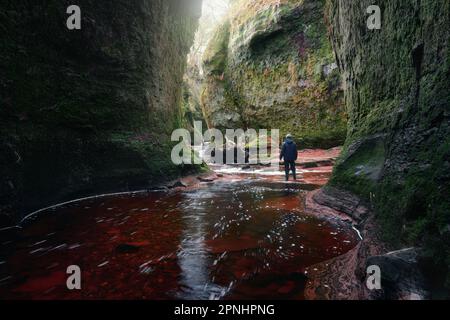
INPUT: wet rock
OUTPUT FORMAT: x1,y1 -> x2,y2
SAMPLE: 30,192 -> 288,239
312,187 -> 369,222
197,177 -> 215,182
115,243 -> 141,254
149,186 -> 169,191
257,163 -> 272,167
302,162 -> 319,169
169,181 -> 187,189
366,248 -> 430,300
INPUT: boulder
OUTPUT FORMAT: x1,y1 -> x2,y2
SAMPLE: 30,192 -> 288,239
170,181 -> 187,189
366,248 -> 430,300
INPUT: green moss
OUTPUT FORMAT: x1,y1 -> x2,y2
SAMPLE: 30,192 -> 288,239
199,0 -> 346,148
330,139 -> 385,197
0,0 -> 202,218
327,0 -> 450,294
203,22 -> 230,76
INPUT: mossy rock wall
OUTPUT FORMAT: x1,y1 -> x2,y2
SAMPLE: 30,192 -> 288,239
327,0 -> 450,290
200,0 -> 347,148
0,0 -> 201,220
182,58 -> 208,131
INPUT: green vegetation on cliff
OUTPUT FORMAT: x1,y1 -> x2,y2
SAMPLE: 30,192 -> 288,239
199,0 -> 347,148
327,0 -> 450,293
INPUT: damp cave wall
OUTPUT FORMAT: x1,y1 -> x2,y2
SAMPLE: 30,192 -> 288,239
0,0 -> 202,222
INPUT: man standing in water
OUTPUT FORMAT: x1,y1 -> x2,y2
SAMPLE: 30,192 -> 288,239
280,134 -> 298,181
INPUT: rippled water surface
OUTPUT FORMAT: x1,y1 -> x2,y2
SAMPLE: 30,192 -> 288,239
0,175 -> 358,300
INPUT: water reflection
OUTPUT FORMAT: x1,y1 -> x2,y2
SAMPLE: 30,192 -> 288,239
177,189 -> 225,299
0,175 -> 358,300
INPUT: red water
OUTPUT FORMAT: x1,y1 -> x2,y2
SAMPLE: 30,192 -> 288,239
0,175 -> 358,300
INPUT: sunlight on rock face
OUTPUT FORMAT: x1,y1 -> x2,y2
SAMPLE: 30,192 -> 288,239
188,0 -> 231,71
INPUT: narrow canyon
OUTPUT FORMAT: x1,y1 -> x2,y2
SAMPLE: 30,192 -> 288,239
0,0 -> 448,300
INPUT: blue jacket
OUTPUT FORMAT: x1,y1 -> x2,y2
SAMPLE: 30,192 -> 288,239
280,138 -> 298,162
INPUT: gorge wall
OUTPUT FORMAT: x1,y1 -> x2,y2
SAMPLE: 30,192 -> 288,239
199,0 -> 347,148
327,0 -> 450,292
0,0 -> 202,221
